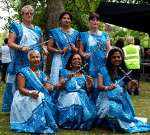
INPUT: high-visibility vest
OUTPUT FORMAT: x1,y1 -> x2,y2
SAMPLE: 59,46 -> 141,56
123,44 -> 140,69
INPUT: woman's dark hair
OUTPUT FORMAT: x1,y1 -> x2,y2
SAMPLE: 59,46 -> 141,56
65,53 -> 84,70
106,47 -> 127,82
134,37 -> 140,45
4,38 -> 8,44
89,12 -> 100,21
59,11 -> 72,21
115,38 -> 124,49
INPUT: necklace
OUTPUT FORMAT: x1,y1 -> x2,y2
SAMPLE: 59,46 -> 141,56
30,67 -> 40,76
88,31 -> 106,52
22,22 -> 34,29
89,30 -> 102,36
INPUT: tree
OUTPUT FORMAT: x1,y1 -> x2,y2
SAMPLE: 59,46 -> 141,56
46,0 -> 65,29
64,0 -> 100,31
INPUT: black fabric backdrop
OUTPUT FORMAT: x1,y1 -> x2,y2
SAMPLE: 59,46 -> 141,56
96,2 -> 150,34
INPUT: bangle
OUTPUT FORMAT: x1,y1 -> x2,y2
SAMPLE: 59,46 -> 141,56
51,85 -> 54,91
28,91 -> 32,96
19,46 -> 23,51
105,86 -> 109,90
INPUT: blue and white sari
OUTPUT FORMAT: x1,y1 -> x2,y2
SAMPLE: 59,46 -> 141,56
10,67 -> 58,133
2,21 -> 43,112
48,27 -> 79,85
57,69 -> 96,130
96,69 -> 150,133
79,31 -> 110,102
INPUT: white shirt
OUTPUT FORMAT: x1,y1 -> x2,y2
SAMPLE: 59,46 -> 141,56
0,45 -> 11,63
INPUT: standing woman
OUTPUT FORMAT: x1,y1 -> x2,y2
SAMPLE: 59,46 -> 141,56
2,5 -> 47,112
47,12 -> 79,85
79,13 -> 111,102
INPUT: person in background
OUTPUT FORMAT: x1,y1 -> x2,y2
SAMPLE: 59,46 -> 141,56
134,37 -> 144,93
134,37 -> 144,63
47,12 -> 79,86
56,53 -> 96,130
0,38 -> 11,83
10,50 -> 58,134
122,36 -> 141,95
79,12 -> 111,103
96,47 -> 150,133
2,5 -> 48,112
115,37 -> 124,50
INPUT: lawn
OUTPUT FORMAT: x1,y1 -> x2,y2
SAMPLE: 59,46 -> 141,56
0,80 -> 150,135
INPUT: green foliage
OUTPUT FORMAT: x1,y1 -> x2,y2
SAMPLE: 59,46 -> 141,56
0,33 -> 7,45
6,0 -> 47,27
106,25 -> 150,48
64,0 -> 101,31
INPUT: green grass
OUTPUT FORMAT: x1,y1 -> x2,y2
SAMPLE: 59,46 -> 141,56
0,81 -> 150,135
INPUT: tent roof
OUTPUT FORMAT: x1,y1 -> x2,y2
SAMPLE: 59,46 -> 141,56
96,2 -> 150,34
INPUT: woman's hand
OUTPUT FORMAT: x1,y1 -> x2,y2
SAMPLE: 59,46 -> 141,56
106,83 -> 116,90
55,49 -> 64,54
21,46 -> 31,53
44,83 -> 54,91
63,47 -> 68,54
70,44 -> 78,53
29,90 -> 39,99
42,46 -> 49,56
127,80 -> 138,92
86,75 -> 93,92
67,73 -> 74,80
83,53 -> 91,60
55,82 -> 65,90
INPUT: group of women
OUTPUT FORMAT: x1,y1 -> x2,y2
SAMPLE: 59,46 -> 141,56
2,4 -> 150,134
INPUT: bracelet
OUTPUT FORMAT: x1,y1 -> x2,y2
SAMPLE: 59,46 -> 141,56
55,49 -> 59,53
19,46 -> 23,51
105,86 -> 109,90
51,85 -> 55,91
28,91 -> 32,97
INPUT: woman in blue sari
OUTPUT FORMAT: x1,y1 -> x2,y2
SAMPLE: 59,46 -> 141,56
2,5 -> 48,112
56,53 -> 96,130
96,47 -> 150,133
79,13 -> 111,103
10,50 -> 58,134
47,12 -> 79,85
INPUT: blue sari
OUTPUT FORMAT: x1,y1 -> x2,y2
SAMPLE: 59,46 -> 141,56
10,67 -> 58,133
57,69 -> 96,130
2,21 -> 43,112
96,68 -> 150,133
48,27 -> 79,85
79,31 -> 110,102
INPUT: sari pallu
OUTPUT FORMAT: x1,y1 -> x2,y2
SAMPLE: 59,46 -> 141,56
2,21 -> 43,112
48,27 -> 79,85
57,69 -> 96,130
96,69 -> 150,133
79,31 -> 110,103
10,67 -> 58,134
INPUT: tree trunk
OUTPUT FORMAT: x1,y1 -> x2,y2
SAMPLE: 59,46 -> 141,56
46,0 -> 65,29
45,0 -> 65,75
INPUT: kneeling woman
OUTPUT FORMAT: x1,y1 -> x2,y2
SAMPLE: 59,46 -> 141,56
56,53 -> 96,130
96,47 -> 150,133
10,50 -> 58,134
